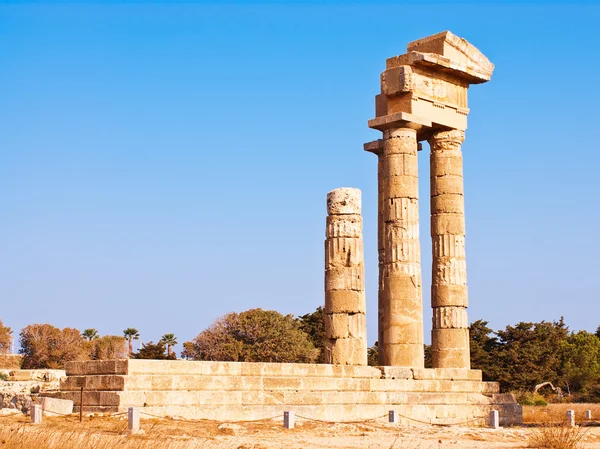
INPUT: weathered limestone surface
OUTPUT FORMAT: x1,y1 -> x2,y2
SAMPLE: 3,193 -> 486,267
44,360 -> 522,426
325,188 -> 367,365
40,397 -> 73,415
429,129 -> 470,369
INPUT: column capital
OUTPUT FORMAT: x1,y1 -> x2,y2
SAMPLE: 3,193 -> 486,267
364,139 -> 422,156
428,129 -> 465,149
363,139 -> 383,156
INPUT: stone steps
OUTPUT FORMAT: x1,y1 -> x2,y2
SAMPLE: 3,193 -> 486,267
45,360 -> 521,425
60,374 -> 497,394
64,360 -> 482,381
52,390 -> 498,406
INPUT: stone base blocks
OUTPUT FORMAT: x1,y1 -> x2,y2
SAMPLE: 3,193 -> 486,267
40,397 -> 74,415
43,360 -> 522,426
325,188 -> 367,366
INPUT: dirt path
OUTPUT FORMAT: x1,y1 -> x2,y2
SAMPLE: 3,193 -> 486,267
1,413 -> 600,449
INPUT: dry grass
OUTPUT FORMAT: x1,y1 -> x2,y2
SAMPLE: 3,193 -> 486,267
528,422 -> 588,449
0,415 -> 222,449
1,410 -> 599,449
524,404 -> 599,449
523,404 -> 600,424
0,413 -> 334,449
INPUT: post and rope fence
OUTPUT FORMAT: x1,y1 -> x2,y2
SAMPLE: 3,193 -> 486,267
18,403 -> 593,434
1,404 -> 505,430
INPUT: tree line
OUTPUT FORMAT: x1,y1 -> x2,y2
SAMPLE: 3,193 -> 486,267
182,309 -> 600,402
0,319 -> 179,369
2,311 -> 599,402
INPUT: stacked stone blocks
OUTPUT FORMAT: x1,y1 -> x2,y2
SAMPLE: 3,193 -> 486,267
324,188 -> 367,366
429,129 -> 470,368
45,360 -> 522,425
381,128 -> 424,368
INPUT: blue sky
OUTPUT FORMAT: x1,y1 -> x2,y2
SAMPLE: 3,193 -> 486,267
1,1 -> 599,352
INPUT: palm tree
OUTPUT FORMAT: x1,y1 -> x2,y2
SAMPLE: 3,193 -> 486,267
82,328 -> 99,341
160,333 -> 178,357
123,328 -> 140,356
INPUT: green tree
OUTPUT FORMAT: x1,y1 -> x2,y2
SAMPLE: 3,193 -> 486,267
560,330 -> 600,396
82,328 -> 99,341
134,341 -> 176,360
296,306 -> 326,363
367,341 -> 379,366
123,328 -> 140,356
492,319 -> 568,391
596,325 -> 600,339
184,308 -> 319,363
20,324 -> 87,369
424,344 -> 432,369
469,320 -> 498,381
160,333 -> 178,357
0,319 -> 12,355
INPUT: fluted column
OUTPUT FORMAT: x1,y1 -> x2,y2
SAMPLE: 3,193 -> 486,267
324,188 -> 367,366
381,127 -> 424,367
429,129 -> 470,369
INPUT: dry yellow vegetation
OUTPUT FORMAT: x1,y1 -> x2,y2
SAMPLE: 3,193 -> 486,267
522,404 -> 600,424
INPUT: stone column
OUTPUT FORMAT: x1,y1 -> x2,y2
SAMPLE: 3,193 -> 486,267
324,188 -> 367,365
381,127 -> 424,368
429,129 -> 470,369
376,153 -> 385,365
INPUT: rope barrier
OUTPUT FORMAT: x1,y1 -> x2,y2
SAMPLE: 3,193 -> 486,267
4,404 -> 490,428
135,410 -> 486,427
138,411 -> 281,423
294,412 -> 486,427
295,413 -> 388,425
40,409 -> 129,418
42,410 -> 74,417
135,410 -> 488,427
390,411 -> 487,427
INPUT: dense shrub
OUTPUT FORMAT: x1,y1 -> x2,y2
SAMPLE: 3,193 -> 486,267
183,309 -> 319,363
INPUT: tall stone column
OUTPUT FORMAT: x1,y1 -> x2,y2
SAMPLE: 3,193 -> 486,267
364,141 -> 386,365
381,127 -> 424,368
429,129 -> 470,369
376,153 -> 385,365
324,188 -> 367,366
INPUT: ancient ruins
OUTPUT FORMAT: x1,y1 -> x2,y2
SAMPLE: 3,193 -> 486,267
324,188 -> 367,366
45,31 -> 522,426
363,30 -> 493,369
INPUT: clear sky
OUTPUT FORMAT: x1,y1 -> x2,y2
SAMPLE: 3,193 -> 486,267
1,1 -> 599,353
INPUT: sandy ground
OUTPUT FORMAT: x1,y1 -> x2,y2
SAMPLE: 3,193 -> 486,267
1,412 -> 600,449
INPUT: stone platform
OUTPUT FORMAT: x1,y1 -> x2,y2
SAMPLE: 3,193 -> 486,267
44,360 -> 521,425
